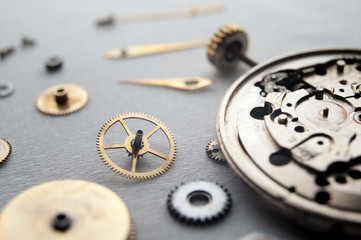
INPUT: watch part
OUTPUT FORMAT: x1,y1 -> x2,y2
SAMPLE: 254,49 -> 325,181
0,138 -> 11,163
45,56 -> 62,71
105,39 -> 208,59
208,23 -> 257,71
36,84 -> 89,116
119,77 -> 213,91
0,82 -> 15,98
0,47 -> 15,59
167,181 -> 232,224
205,138 -> 226,162
97,112 -> 177,180
0,180 -> 133,240
217,49 -> 361,236
97,4 -> 225,26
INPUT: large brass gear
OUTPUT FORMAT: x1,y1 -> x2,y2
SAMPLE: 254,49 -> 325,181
97,113 -> 177,180
0,138 -> 11,163
207,23 -> 248,71
0,180 -> 133,240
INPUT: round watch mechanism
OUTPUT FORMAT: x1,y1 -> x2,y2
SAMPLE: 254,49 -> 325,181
0,180 -> 133,240
0,138 -> 11,163
97,113 -> 177,180
167,181 -> 232,224
36,84 -> 89,116
217,49 -> 361,236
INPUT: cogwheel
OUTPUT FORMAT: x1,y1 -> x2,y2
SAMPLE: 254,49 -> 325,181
96,113 -> 177,180
167,181 -> 232,224
0,138 -> 11,163
206,138 -> 226,163
36,84 -> 89,116
207,23 -> 248,71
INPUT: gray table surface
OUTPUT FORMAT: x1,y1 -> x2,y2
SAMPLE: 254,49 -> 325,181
1,0 -> 360,239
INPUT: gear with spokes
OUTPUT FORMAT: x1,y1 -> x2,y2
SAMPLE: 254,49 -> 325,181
96,113 -> 177,180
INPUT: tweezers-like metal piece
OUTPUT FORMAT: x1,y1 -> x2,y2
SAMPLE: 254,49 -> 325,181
106,39 -> 209,59
97,4 -> 225,26
118,77 -> 213,91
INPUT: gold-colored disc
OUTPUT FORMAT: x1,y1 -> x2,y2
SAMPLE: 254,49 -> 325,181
0,180 -> 132,240
97,113 -> 177,180
0,138 -> 11,163
36,84 -> 89,116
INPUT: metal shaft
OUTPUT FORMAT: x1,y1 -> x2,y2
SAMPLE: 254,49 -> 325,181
132,130 -> 143,156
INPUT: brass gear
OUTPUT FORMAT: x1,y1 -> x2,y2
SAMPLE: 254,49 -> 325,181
0,138 -> 11,163
36,84 -> 89,116
207,23 -> 248,70
0,180 -> 132,240
97,113 -> 177,180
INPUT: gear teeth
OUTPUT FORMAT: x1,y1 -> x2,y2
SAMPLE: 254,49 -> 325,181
205,139 -> 226,163
96,113 -> 176,180
0,138 -> 11,163
167,181 -> 232,225
207,23 -> 248,70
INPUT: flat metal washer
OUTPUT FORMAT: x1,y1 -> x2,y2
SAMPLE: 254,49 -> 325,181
0,82 -> 15,98
167,181 -> 231,224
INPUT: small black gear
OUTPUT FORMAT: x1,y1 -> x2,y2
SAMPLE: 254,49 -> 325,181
206,139 -> 226,163
167,181 -> 232,224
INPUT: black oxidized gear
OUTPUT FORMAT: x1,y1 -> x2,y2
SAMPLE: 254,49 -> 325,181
167,181 -> 232,224
207,23 -> 248,71
205,139 -> 226,163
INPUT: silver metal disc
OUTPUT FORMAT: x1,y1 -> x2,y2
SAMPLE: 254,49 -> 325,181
217,49 -> 361,236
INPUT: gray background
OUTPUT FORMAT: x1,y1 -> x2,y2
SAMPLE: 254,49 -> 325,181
0,0 -> 360,239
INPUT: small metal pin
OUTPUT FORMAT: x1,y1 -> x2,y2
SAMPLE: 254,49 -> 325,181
315,87 -> 324,100
278,114 -> 288,125
322,108 -> 329,118
132,130 -> 143,156
336,60 -> 346,73
0,47 -> 15,59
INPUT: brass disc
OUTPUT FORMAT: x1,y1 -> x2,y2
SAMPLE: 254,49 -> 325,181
36,84 -> 89,116
0,138 -> 11,163
0,180 -> 132,240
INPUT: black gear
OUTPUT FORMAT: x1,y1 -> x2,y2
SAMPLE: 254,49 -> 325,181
167,181 -> 232,224
206,139 -> 226,163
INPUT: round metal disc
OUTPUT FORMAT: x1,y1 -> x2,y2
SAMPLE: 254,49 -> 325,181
217,49 -> 361,236
36,84 -> 89,116
0,138 -> 11,163
0,180 -> 131,240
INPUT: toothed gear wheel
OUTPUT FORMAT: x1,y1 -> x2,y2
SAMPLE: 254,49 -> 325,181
206,139 -> 226,162
0,138 -> 11,163
207,23 -> 248,70
97,113 -> 177,180
167,181 -> 232,224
